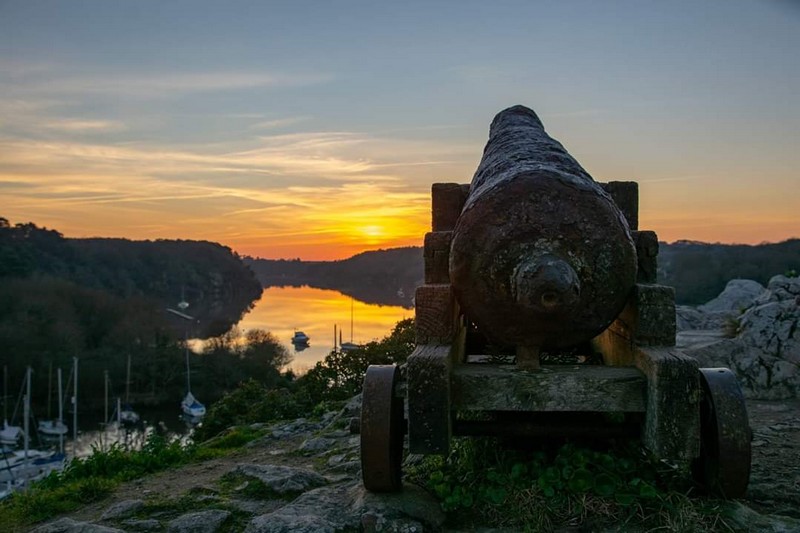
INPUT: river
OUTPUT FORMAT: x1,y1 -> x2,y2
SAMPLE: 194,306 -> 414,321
235,285 -> 413,373
48,285 -> 412,453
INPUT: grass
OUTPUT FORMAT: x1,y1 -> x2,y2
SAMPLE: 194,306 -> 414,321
0,426 -> 268,531
406,437 -> 737,532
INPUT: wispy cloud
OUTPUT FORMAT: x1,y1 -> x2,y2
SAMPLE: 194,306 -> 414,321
42,119 -> 126,132
249,116 -> 310,130
0,125 -> 470,258
4,66 -> 332,99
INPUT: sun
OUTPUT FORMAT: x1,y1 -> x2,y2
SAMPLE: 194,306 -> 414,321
360,225 -> 384,238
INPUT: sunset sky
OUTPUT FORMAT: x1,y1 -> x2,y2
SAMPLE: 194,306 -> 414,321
1,1 -> 798,260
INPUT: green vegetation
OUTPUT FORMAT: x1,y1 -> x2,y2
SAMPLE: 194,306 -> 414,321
408,438 -> 733,531
0,427 -> 271,530
659,239 -> 800,304
0,434 -> 190,529
0,217 -> 271,408
195,318 -> 414,441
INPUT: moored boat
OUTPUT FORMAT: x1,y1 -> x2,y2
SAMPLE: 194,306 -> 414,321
291,331 -> 310,345
181,392 -> 206,418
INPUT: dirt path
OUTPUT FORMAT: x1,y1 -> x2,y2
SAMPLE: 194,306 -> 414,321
744,398 -> 800,519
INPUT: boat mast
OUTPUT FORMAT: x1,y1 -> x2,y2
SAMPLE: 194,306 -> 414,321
72,357 -> 78,457
185,331 -> 191,395
104,370 -> 109,426
125,351 -> 132,403
3,365 -> 7,424
57,367 -> 63,454
23,367 -> 31,460
46,361 -> 52,420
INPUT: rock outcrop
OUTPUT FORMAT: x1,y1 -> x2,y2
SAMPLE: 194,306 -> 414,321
677,279 -> 765,330
680,275 -> 800,399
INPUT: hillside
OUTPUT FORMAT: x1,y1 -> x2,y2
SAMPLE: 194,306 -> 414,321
0,218 -> 263,336
247,240 -> 800,306
659,239 -> 800,304
245,247 -> 423,308
0,217 -> 265,405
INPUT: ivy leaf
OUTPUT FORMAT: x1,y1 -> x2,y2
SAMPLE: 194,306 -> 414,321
615,491 -> 636,506
639,482 -> 658,499
484,486 -> 507,505
594,473 -> 617,497
567,468 -> 593,493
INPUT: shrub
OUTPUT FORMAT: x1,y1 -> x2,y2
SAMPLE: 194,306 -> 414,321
407,438 -> 725,531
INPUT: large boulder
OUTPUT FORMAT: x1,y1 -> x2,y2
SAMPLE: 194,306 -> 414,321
244,482 -> 444,533
684,276 -> 799,399
678,279 -> 765,331
699,279 -> 766,315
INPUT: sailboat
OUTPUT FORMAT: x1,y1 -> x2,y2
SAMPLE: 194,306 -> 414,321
339,297 -> 362,352
0,366 -> 22,447
0,367 -> 65,499
177,295 -> 205,419
119,352 -> 140,425
37,364 -> 68,438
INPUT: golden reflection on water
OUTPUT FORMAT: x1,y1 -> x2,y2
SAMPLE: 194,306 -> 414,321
236,286 -> 412,372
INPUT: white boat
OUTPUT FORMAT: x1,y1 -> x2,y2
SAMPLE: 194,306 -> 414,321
120,403 -> 140,425
0,421 -> 22,447
0,367 -> 66,499
37,419 -> 68,437
0,447 -> 65,485
340,341 -> 362,352
1,366 -> 22,447
181,392 -> 206,418
38,366 -> 68,439
123,352 -> 140,425
176,294 -> 205,419
338,298 -> 362,352
291,331 -> 310,345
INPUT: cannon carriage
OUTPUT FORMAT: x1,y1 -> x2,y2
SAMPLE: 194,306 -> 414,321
360,105 -> 751,498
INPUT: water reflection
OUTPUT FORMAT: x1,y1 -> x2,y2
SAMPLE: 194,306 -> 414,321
236,286 -> 412,372
31,405 -> 195,459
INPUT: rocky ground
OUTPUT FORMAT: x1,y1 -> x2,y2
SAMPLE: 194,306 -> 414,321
25,392 -> 800,533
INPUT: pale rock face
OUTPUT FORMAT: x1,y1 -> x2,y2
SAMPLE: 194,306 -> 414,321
698,279 -> 766,315
682,276 -> 800,399
677,279 -> 767,331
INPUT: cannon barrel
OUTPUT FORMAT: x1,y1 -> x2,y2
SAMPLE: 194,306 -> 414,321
449,105 -> 636,366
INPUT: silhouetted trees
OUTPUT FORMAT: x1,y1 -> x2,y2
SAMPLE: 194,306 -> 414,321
0,217 -> 268,412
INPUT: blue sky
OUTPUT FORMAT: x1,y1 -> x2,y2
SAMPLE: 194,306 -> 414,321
1,0 -> 798,259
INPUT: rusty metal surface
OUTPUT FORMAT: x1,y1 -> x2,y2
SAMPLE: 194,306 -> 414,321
449,105 -> 636,351
360,365 -> 404,492
695,367 -> 752,498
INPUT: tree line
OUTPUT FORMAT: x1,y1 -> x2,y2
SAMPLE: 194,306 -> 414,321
0,217 -> 270,413
247,239 -> 800,307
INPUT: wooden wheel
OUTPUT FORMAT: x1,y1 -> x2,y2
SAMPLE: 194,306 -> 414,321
693,368 -> 752,498
360,365 -> 404,492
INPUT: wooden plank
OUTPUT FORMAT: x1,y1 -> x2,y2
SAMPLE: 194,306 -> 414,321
414,284 -> 457,345
594,283 -> 676,366
451,364 -> 647,413
407,345 -> 453,454
635,284 -> 676,347
633,230 -> 659,284
634,346 -> 701,473
600,181 -> 639,230
431,183 -> 469,232
424,231 -> 453,284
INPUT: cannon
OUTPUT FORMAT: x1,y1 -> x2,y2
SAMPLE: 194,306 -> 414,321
360,105 -> 751,498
